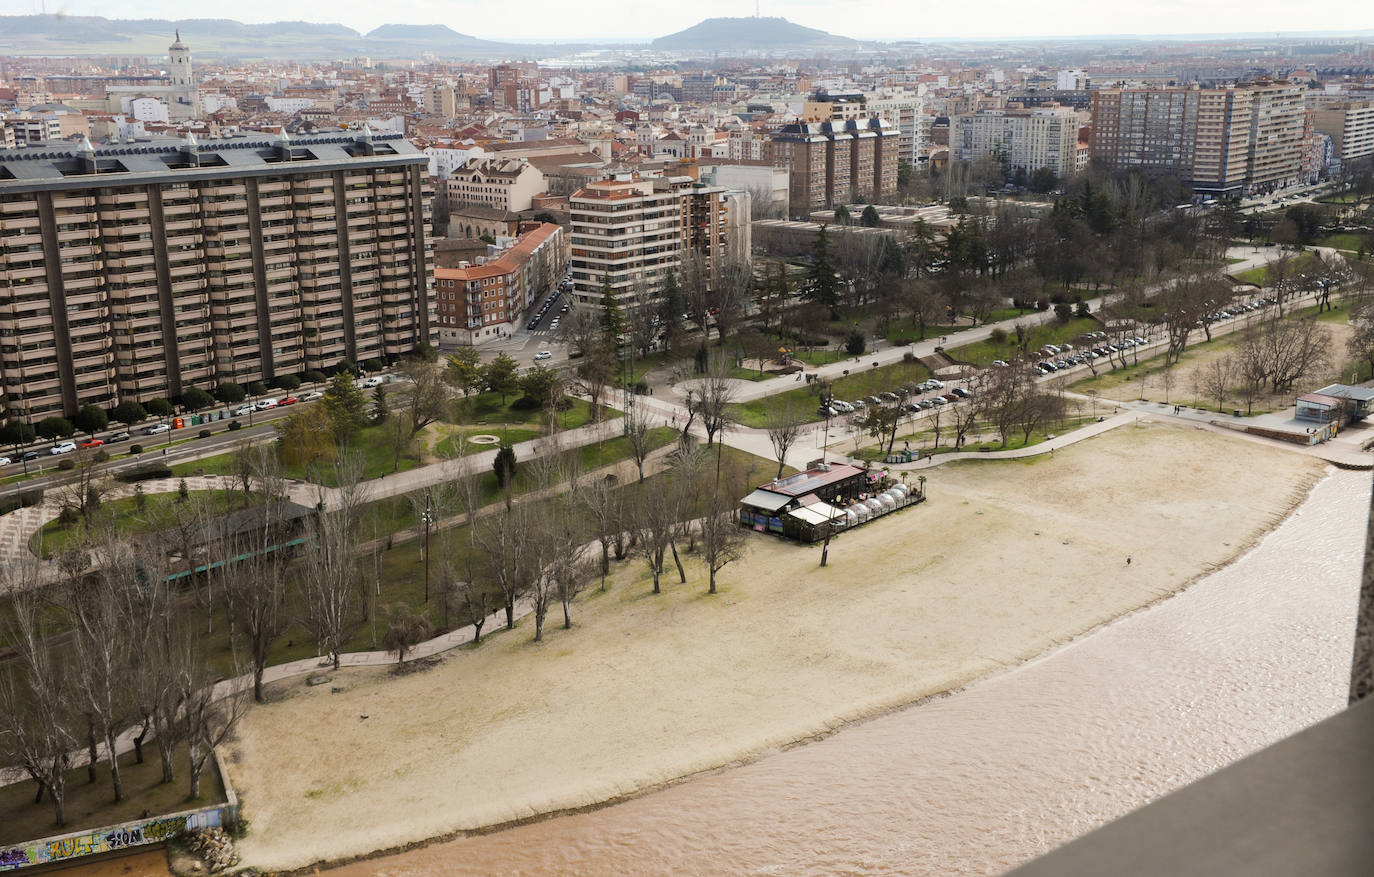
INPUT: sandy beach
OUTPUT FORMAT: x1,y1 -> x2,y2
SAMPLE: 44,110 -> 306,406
225,421 -> 1324,873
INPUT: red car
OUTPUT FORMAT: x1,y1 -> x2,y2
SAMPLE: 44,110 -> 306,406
279,395 -> 299,406
80,439 -> 104,448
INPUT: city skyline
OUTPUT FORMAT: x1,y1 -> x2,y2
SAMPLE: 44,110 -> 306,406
2,1 -> 1371,44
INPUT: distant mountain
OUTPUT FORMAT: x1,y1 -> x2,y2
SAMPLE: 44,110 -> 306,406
651,16 -> 863,53
363,23 -> 513,53
0,15 -> 524,59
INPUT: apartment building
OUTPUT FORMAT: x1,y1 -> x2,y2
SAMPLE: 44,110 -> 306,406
1091,82 -> 1308,196
438,157 -> 546,213
768,119 -> 899,217
0,129 -> 432,421
952,106 -> 1080,178
1312,101 -> 1374,165
1246,82 -> 1307,192
433,222 -> 565,346
568,173 -> 749,310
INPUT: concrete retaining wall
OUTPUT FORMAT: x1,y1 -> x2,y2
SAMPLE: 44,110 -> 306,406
0,751 -> 238,872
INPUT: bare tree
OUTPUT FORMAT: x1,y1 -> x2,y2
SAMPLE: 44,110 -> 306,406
1242,314 -> 1334,394
0,573 -> 78,827
180,643 -> 248,801
632,475 -> 678,595
1200,357 -> 1234,412
217,445 -> 292,703
699,443 -> 747,594
580,473 -> 624,591
688,354 -> 737,446
64,545 -> 134,802
623,392 -> 654,482
302,454 -> 368,670
765,402 -> 804,479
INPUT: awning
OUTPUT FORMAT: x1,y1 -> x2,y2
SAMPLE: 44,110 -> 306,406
740,488 -> 793,513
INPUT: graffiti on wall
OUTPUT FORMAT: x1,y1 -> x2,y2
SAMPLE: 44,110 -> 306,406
0,808 -> 224,871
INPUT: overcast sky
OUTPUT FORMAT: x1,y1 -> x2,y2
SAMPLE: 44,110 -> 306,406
2,0 -> 1370,42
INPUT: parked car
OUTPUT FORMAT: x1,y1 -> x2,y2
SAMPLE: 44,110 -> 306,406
951,388 -> 971,399
50,441 -> 77,455
941,393 -> 961,404
851,399 -> 866,409
918,399 -> 934,409
256,398 -> 278,410
232,405 -> 256,416
19,450 -> 41,462
992,359 -> 1009,368
145,424 -> 171,435
879,391 -> 899,402
534,350 -> 553,361
0,456 -> 10,466
80,439 -> 104,448
280,396 -> 299,406
360,376 -> 385,388
109,431 -> 130,442
301,391 -> 323,402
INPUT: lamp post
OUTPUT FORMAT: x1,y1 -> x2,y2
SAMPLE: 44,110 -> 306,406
423,492 -> 433,603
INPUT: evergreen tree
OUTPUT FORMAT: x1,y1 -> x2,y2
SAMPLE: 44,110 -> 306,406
804,225 -> 840,313
600,275 -> 625,342
658,268 -> 684,338
860,204 -> 881,227
322,372 -> 368,445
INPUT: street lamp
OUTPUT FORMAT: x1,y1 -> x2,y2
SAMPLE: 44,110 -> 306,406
422,492 -> 434,604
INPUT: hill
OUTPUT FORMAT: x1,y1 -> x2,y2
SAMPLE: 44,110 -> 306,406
651,16 -> 863,53
0,15 -> 520,59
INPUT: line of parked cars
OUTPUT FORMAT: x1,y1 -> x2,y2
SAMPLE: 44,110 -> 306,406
818,379 -> 973,421
526,288 -> 570,332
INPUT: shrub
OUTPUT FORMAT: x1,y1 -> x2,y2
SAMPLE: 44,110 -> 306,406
0,488 -> 44,515
632,380 -> 649,395
117,463 -> 173,483
93,450 -> 110,463
57,458 -> 75,471
199,429 -> 212,439
989,327 -> 1009,346
845,330 -> 866,356
129,443 -> 144,455
214,382 -> 246,404
227,420 -> 243,432
1075,301 -> 1091,318
903,351 -> 916,362
181,387 -> 214,411
247,381 -> 267,397
57,506 -> 80,525
1053,302 -> 1073,323
510,395 -> 542,410
274,374 -> 302,391
304,370 -> 327,384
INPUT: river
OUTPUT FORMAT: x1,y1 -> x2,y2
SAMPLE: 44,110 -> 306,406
320,468 -> 1367,877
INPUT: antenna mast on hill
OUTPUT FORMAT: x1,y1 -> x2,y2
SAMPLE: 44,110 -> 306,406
756,0 -> 760,17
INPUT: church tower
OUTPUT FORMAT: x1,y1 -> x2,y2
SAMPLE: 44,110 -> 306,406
167,30 -> 201,120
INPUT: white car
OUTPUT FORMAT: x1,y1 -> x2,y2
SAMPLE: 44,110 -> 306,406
145,424 -> 171,435
256,398 -> 278,410
232,405 -> 256,416
50,441 -> 78,455
301,391 -> 324,402
360,376 -> 385,388
0,456 -> 10,466
533,350 -> 552,361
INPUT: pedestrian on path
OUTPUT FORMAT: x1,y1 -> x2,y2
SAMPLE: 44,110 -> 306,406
1126,555 -> 1132,566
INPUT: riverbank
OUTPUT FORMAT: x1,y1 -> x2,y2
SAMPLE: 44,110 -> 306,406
225,421 -> 1326,873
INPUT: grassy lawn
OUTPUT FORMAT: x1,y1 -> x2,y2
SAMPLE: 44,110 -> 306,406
434,427 -> 541,459
0,743 -> 226,845
1229,251 -> 1322,286
947,317 -> 1101,367
883,318 -> 963,345
1225,257 -> 1246,265
30,489 -> 249,559
447,393 -> 596,431
1314,232 -> 1372,253
790,348 -> 846,366
728,358 -> 933,429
